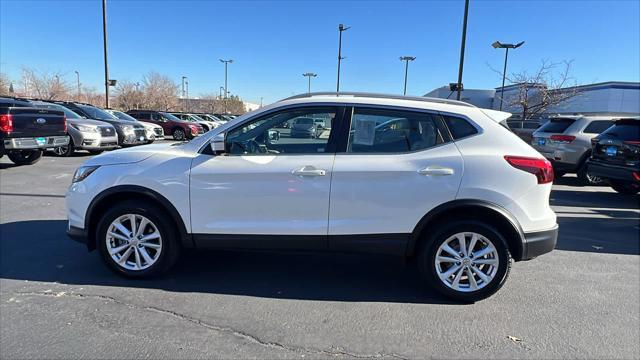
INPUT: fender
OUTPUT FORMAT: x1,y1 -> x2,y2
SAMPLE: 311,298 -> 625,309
408,199 -> 525,259
85,185 -> 193,249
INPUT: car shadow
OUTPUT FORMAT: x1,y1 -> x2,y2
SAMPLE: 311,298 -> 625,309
0,220 -> 454,304
551,188 -> 639,210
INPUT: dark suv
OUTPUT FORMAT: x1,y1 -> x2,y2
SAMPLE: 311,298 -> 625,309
127,110 -> 203,140
587,118 -> 640,194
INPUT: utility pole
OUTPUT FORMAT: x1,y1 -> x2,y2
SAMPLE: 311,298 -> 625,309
456,0 -> 470,101
74,71 -> 81,99
336,24 -> 350,93
101,0 -> 110,107
399,56 -> 416,95
303,72 -> 317,93
219,59 -> 233,98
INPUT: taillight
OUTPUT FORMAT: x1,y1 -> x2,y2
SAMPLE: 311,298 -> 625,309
0,114 -> 13,134
624,141 -> 640,145
550,135 -> 576,143
63,115 -> 67,133
633,172 -> 640,181
504,155 -> 554,184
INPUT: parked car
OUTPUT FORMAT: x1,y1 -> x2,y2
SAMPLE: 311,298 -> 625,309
507,119 -> 540,143
106,110 -> 164,143
0,97 -> 69,165
66,92 -> 558,302
290,117 -> 319,138
587,118 -> 640,194
56,102 -> 148,147
214,113 -> 234,122
531,115 -> 617,184
29,101 -> 118,156
170,113 -> 217,132
196,113 -> 226,127
126,110 -> 203,141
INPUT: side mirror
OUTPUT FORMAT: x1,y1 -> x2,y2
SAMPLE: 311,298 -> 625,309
210,133 -> 226,153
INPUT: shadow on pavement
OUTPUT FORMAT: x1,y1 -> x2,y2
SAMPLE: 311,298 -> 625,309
0,220 -> 453,304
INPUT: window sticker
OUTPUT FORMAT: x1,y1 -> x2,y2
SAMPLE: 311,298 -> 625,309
352,118 -> 377,146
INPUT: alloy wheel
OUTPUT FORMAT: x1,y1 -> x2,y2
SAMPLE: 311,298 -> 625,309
105,214 -> 163,271
435,232 -> 499,292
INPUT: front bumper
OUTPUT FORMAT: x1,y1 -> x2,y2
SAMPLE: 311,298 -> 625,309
4,136 -> 69,150
522,225 -> 558,260
76,133 -> 119,150
67,224 -> 88,244
587,160 -> 640,183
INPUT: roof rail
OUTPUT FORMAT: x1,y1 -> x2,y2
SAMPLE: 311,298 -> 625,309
279,92 -> 475,108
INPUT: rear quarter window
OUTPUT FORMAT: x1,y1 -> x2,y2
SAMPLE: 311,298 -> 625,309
443,115 -> 478,139
537,118 -> 575,133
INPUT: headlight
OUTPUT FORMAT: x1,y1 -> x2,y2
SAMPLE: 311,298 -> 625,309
120,125 -> 135,134
70,124 -> 98,133
72,166 -> 100,183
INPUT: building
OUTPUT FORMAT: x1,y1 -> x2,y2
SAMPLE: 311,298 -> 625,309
425,81 -> 640,119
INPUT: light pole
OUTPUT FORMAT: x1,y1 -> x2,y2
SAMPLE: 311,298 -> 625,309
185,80 -> 189,112
260,97 -> 263,108
492,40 -> 524,110
101,0 -> 110,107
302,72 -> 317,93
134,82 -> 140,109
455,0 -> 469,101
219,59 -> 233,99
74,70 -> 80,99
399,56 -> 416,95
336,23 -> 350,93
181,76 -> 187,111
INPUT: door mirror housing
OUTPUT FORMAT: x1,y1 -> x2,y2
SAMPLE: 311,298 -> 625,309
210,133 -> 226,154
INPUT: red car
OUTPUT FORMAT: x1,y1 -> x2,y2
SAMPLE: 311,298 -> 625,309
126,110 -> 203,141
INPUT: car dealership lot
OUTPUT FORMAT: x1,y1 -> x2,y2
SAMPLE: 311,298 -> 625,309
1,150 -> 638,359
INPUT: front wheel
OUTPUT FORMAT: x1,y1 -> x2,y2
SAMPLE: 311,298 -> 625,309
418,221 -> 511,302
52,139 -> 75,157
173,128 -> 186,141
7,149 -> 43,165
609,180 -> 639,195
96,201 -> 180,278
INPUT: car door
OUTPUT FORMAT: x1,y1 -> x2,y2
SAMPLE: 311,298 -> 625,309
190,106 -> 344,250
328,106 -> 464,254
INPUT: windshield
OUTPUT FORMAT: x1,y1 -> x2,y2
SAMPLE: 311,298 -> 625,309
159,112 -> 184,122
190,114 -> 206,122
111,110 -> 139,122
78,105 -> 118,120
31,102 -> 82,119
295,118 -> 314,125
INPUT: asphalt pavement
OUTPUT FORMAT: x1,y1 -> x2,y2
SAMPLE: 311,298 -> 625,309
1,148 -> 638,359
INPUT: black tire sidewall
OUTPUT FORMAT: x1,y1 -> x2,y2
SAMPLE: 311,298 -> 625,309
173,128 -> 185,141
96,201 -> 179,278
8,150 -> 43,165
610,180 -> 639,195
419,221 -> 511,303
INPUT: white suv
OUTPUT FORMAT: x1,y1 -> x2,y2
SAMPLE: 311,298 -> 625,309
66,93 -> 558,302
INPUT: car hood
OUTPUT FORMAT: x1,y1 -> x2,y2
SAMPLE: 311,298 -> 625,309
68,118 -> 113,127
83,142 -> 186,166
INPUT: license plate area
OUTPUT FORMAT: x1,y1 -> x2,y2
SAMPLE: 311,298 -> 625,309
605,146 -> 617,156
537,138 -> 546,146
35,137 -> 46,146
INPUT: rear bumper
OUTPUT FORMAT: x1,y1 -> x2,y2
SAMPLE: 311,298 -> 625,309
521,225 -> 558,260
3,136 -> 69,150
587,160 -> 640,183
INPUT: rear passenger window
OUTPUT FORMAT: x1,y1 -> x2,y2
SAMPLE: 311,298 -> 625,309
583,120 -> 614,134
443,115 -> 478,139
347,108 -> 444,153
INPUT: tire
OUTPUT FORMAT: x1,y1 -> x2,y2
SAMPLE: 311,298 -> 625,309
418,221 -> 511,303
173,128 -> 186,141
7,150 -> 43,166
609,180 -> 640,195
96,200 -> 181,278
88,150 -> 104,155
577,162 -> 604,185
52,139 -> 75,157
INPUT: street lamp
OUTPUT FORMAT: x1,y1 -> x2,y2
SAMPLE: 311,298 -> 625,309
399,56 -> 416,95
74,70 -> 80,99
336,23 -> 350,93
219,59 -> 233,99
454,0 -> 470,101
185,80 -> 189,112
492,40 -> 525,111
302,72 -> 317,93
101,0 -> 110,107
181,76 -> 187,99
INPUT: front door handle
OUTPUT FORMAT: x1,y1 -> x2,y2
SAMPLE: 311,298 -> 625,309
292,166 -> 326,177
418,166 -> 454,176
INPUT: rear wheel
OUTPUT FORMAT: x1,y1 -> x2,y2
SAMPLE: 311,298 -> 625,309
173,128 -> 186,141
609,180 -> 639,195
96,200 -> 180,278
7,150 -> 43,165
577,162 -> 604,185
52,139 -> 75,157
418,221 -> 511,302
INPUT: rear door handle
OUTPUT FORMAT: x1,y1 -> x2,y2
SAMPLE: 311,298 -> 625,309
418,166 -> 454,176
292,166 -> 326,177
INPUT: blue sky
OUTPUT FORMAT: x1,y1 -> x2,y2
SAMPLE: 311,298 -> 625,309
1,0 -> 639,104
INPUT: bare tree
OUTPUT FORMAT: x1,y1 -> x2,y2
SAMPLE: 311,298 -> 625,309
0,73 -> 11,96
20,67 -> 71,100
493,60 -> 581,119
141,72 -> 179,111
113,81 -> 143,111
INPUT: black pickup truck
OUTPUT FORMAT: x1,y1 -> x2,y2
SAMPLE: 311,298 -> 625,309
0,97 -> 69,166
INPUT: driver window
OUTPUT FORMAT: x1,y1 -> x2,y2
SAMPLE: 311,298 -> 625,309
225,107 -> 337,155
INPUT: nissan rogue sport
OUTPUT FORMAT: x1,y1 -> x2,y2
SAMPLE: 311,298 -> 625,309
66,93 -> 558,302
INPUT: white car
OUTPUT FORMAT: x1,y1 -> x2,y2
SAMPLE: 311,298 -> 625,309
106,110 -> 165,143
66,92 -> 558,302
